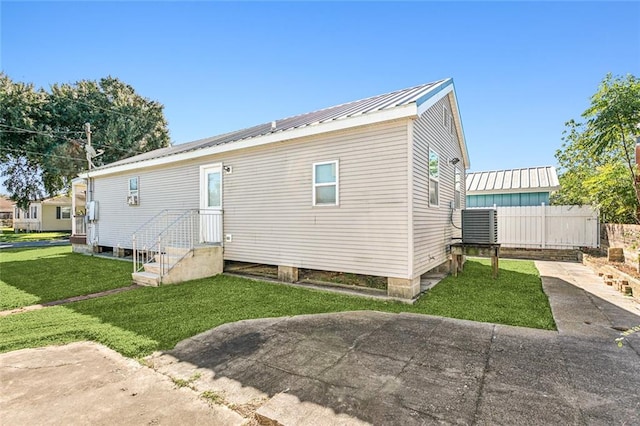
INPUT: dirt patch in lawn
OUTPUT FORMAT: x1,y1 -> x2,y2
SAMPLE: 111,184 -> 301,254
224,261 -> 387,291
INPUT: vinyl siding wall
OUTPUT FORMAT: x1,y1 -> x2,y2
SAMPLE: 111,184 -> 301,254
412,95 -> 465,277
41,205 -> 72,231
92,120 -> 411,278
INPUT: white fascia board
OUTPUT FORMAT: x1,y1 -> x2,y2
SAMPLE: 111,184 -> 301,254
416,82 -> 454,116
80,104 -> 418,179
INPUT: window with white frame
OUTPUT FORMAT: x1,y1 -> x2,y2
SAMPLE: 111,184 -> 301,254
30,205 -> 38,219
313,161 -> 339,206
454,167 -> 461,209
128,177 -> 139,205
429,150 -> 439,206
56,206 -> 71,219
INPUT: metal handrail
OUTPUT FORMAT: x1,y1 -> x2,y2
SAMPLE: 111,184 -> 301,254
132,209 -> 222,283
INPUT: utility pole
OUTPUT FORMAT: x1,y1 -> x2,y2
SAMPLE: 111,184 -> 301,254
84,122 -> 93,171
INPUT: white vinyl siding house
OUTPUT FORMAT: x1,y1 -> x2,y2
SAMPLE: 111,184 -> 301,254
76,79 -> 469,299
412,96 -> 465,278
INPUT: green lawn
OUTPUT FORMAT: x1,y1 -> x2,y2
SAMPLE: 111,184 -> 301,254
0,230 -> 70,243
0,246 -> 133,310
0,247 -> 555,358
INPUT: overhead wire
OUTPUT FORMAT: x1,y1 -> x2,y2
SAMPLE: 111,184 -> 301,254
1,147 -> 86,162
0,124 -> 150,158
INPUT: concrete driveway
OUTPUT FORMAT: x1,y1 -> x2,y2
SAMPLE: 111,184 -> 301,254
1,260 -> 639,425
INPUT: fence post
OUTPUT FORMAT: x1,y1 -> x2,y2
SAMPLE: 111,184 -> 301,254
541,203 -> 546,248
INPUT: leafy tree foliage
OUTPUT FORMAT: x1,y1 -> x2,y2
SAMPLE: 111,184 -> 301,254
552,74 -> 640,223
0,73 -> 170,208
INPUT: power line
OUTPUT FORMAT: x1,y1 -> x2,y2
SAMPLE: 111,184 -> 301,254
0,124 -> 83,140
0,128 -> 148,159
1,146 -> 86,162
54,95 -> 163,126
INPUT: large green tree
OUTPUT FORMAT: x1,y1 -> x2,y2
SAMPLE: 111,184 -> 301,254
553,74 -> 640,223
0,74 -> 170,208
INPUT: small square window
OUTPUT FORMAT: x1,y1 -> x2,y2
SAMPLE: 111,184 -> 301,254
313,161 -> 339,206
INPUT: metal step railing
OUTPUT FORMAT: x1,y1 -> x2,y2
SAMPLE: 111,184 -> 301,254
132,209 -> 222,281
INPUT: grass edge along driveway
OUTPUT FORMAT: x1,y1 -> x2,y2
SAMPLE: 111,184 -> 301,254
0,248 -> 555,358
0,246 -> 134,310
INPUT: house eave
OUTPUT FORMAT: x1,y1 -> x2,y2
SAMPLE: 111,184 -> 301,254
467,187 -> 560,196
79,104 -> 418,178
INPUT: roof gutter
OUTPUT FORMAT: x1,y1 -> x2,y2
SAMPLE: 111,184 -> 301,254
79,103 -> 418,178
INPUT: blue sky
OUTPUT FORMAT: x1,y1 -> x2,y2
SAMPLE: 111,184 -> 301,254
2,1 -> 639,173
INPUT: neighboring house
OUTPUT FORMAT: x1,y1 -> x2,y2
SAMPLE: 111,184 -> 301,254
74,78 -> 470,299
0,196 -> 15,226
466,166 -> 560,207
13,196 -> 73,232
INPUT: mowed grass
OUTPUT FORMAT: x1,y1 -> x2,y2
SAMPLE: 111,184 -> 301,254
0,248 -> 555,358
0,246 -> 133,310
0,230 -> 70,243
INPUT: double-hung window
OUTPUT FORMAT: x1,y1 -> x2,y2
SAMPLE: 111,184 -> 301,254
313,161 -> 339,206
429,150 -> 439,206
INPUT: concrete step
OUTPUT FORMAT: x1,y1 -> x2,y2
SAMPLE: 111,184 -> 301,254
144,262 -> 167,275
132,271 -> 161,287
165,246 -> 191,256
153,252 -> 192,265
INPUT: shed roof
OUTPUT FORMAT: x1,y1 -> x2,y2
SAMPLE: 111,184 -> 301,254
87,78 -> 467,176
466,166 -> 560,194
0,196 -> 15,212
40,195 -> 72,206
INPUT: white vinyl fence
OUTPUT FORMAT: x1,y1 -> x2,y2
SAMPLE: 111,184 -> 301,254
477,205 -> 599,249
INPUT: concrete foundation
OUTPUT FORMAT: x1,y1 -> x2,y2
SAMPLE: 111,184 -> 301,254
278,265 -> 299,283
71,243 -> 93,255
159,245 -> 223,285
387,276 -> 421,299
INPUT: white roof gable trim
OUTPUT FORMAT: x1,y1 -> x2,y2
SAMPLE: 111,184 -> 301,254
466,166 -> 560,194
80,79 -> 464,178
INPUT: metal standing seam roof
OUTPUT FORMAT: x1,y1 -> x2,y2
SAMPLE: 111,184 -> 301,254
466,166 -> 560,194
96,80 -> 448,171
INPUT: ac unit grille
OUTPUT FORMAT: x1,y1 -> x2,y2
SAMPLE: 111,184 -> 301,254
462,209 -> 497,244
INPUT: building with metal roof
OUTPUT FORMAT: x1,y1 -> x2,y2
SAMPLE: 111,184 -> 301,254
90,79 -> 469,174
74,78 -> 470,300
466,166 -> 560,207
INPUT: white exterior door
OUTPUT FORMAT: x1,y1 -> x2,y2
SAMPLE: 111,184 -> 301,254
199,164 -> 223,243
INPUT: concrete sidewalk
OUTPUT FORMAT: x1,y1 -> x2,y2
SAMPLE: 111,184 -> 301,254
1,261 -> 639,425
0,239 -> 70,250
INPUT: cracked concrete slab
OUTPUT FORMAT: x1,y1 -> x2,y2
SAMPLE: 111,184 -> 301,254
0,342 -> 243,425
145,261 -> 640,425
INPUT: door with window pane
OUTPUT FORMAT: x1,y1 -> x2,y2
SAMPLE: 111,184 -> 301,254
199,164 -> 222,243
